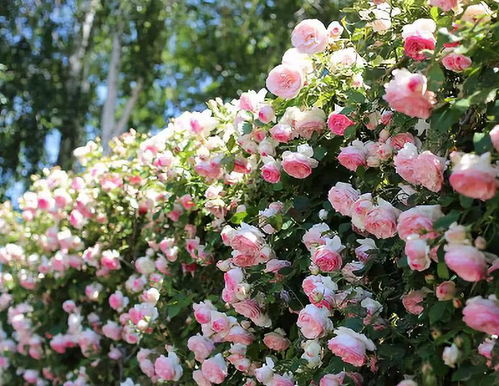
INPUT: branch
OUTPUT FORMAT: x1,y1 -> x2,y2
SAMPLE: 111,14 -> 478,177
112,77 -> 144,138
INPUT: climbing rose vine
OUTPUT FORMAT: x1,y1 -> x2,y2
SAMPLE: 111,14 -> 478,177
1,1 -> 498,385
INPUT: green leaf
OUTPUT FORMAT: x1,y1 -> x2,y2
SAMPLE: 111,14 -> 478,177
433,210 -> 460,229
313,145 -> 328,161
344,125 -> 357,141
428,301 -> 450,324
437,261 -> 449,279
430,6 -> 439,21
241,121 -> 253,134
473,132 -> 493,154
230,211 -> 248,225
427,64 -> 445,92
459,195 -> 474,209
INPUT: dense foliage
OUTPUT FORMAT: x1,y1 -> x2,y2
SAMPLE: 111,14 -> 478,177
0,0 -> 498,385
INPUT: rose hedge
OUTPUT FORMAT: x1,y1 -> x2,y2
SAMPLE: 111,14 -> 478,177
1,0 -> 499,385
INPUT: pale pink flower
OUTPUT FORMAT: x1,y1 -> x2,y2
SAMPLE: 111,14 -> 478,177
291,19 -> 328,54
442,52 -> 472,72
435,281 -> 456,301
383,69 -> 435,119
263,329 -> 290,351
365,199 -> 400,239
201,354 -> 228,384
154,352 -> 183,381
444,244 -> 487,282
281,144 -> 318,179
328,182 -> 360,217
327,327 -> 376,367
338,141 -> 367,172
402,19 -> 436,61
188,334 -> 215,362
449,152 -> 497,201
328,113 -> 355,136
297,304 -> 333,339
462,296 -> 499,335
266,64 -> 304,99
402,290 -> 426,315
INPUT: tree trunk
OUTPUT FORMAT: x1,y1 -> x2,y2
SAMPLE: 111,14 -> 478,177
57,0 -> 99,169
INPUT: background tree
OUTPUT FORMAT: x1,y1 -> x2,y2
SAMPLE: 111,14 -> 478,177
0,0 -> 347,199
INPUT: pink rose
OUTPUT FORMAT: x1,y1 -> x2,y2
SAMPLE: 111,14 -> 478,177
413,151 -> 445,192
338,142 -> 367,172
261,158 -> 281,184
320,373 -> 345,386
291,19 -> 328,54
201,354 -> 228,384
462,296 -> 499,335
364,199 -> 399,239
442,53 -> 472,72
281,145 -> 318,179
461,4 -> 492,24
263,330 -> 290,351
295,108 -> 326,139
101,250 -> 121,271
102,321 -> 122,341
270,124 -> 296,143
233,299 -> 270,327
444,244 -> 487,282
327,21 -> 344,41
193,369 -> 212,386
405,236 -> 431,271
193,300 -> 216,324
328,113 -> 355,136
302,223 -> 331,250
187,335 -> 215,361
429,0 -> 459,12
297,304 -> 333,339
328,182 -> 361,217
397,205 -> 443,240
435,281 -> 456,301
351,194 -> 374,230
449,152 -> 497,201
258,104 -> 276,123
402,290 -> 426,315
266,64 -> 304,99
302,274 -> 337,308
311,236 -> 344,272
154,352 -> 183,382
224,325 -> 254,345
490,125 -> 499,152
383,69 -> 435,119
389,132 -> 416,151
402,19 -> 436,61
327,327 -> 375,367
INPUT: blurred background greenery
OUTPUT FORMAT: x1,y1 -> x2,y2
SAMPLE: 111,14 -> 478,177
0,0 -> 348,200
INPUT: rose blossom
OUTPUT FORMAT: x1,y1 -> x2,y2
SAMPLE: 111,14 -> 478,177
338,141 -> 367,172
402,290 -> 426,315
397,205 -> 443,241
302,223 -> 330,250
270,124 -> 296,143
302,274 -> 338,308
263,329 -> 290,351
328,182 -> 360,217
233,299 -> 271,327
388,132 -> 416,151
364,199 -> 400,239
330,47 -> 365,69
311,236 -> 345,272
261,157 -> 281,184
320,373 -> 345,386
405,236 -> 431,271
294,108 -> 326,139
328,113 -> 355,136
281,144 -> 318,179
442,52 -> 472,72
461,3 -> 492,24
383,69 -> 435,119
193,300 -> 216,324
444,244 -> 487,282
402,19 -> 436,61
449,152 -> 497,201
297,304 -> 333,339
442,344 -> 460,368
327,327 -> 376,367
435,281 -> 456,301
201,354 -> 228,384
291,19 -> 328,54
462,296 -> 499,335
327,21 -> 343,41
429,0 -> 459,12
266,64 -> 304,99
154,352 -> 183,381
490,125 -> 499,152
351,193 -> 374,230
187,334 -> 215,361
